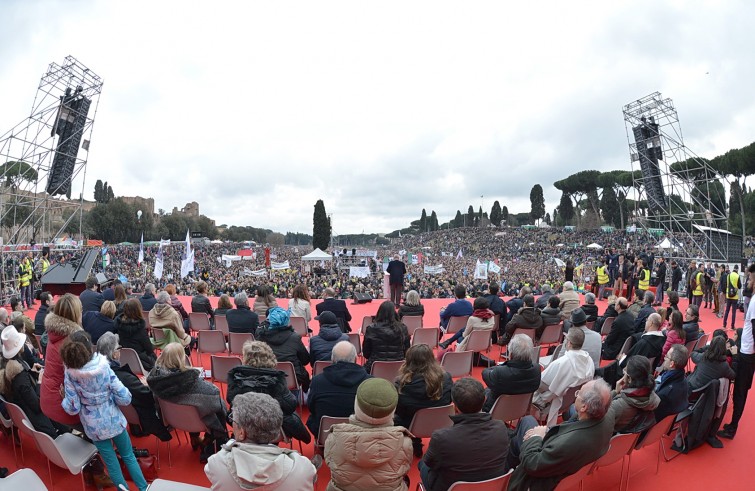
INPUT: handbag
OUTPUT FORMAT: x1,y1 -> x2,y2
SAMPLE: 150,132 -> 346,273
120,453 -> 158,482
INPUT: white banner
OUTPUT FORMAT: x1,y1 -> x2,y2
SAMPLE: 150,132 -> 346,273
243,267 -> 268,277
180,230 -> 194,278
154,246 -> 164,280
487,261 -> 501,274
349,266 -> 371,278
271,260 -> 290,270
423,264 -> 445,274
160,239 -> 171,247
222,254 -> 241,267
474,260 -> 488,280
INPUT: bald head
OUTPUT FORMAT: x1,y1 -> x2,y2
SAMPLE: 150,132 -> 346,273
331,341 -> 357,363
615,296 -> 628,311
646,313 -> 662,331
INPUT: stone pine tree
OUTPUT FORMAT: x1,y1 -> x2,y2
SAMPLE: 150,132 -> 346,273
600,185 -> 621,227
490,200 -> 502,226
530,184 -> 545,224
312,199 -> 331,250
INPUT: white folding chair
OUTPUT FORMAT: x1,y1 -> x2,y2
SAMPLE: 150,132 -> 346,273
276,361 -> 303,412
214,315 -> 229,337
412,327 -> 440,349
157,398 -> 212,467
196,329 -> 227,368
315,415 -> 350,455
211,355 -> 242,397
402,315 -> 423,336
228,332 -> 254,356
147,478 -> 211,490
119,347 -> 147,376
189,312 -> 211,332
490,392 -> 532,426
0,468 -> 49,490
407,404 -> 454,440
444,315 -> 469,335
313,360 -> 333,377
370,360 -> 404,382
290,316 -> 309,338
590,432 -> 640,491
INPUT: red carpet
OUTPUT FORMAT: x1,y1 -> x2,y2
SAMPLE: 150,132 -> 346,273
3,296 -> 752,490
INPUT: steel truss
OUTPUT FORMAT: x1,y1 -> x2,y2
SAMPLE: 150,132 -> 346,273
623,92 -> 738,262
0,55 -> 103,246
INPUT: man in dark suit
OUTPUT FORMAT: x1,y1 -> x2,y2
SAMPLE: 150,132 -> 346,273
315,287 -> 352,332
655,344 -> 690,422
508,379 -> 614,490
79,276 -> 104,313
601,297 -> 634,360
225,292 -> 259,334
386,254 -> 406,306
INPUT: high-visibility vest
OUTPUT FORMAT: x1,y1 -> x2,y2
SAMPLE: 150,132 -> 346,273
692,271 -> 704,296
18,261 -> 32,287
597,265 -> 609,285
42,258 -> 50,274
638,268 -> 650,291
726,273 -> 741,300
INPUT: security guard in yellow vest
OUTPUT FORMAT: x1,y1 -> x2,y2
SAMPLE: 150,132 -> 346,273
596,259 -> 610,300
723,265 -> 742,329
18,255 -> 34,309
638,260 -> 650,292
691,263 -> 705,307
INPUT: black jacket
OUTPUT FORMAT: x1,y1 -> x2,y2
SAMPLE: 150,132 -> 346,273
139,293 -> 158,312
398,303 -> 425,319
621,332 -> 666,368
595,304 -> 619,333
79,288 -> 104,314
255,326 -> 311,391
309,324 -> 349,362
602,311 -> 634,360
634,304 -> 655,333
315,298 -> 352,332
306,362 -> 372,436
540,306 -> 561,327
671,266 -> 683,290
115,316 -> 156,371
422,413 -> 510,491
191,294 -> 214,320
581,304 -> 599,323
226,365 -> 310,443
82,311 -> 116,344
683,321 -> 701,342
483,293 -> 507,320
110,360 -> 171,441
686,352 -> 735,392
481,359 -> 541,412
362,321 -> 410,373
535,292 -> 554,311
34,304 -> 49,335
654,369 -> 689,422
386,259 -> 406,285
502,307 -> 543,345
394,372 -> 453,428
225,306 -> 259,334
4,360 -> 61,438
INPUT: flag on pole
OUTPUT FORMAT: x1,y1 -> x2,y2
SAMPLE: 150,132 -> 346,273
154,244 -> 164,279
180,229 -> 194,279
138,233 -> 144,265
456,248 -> 463,260
487,260 -> 501,274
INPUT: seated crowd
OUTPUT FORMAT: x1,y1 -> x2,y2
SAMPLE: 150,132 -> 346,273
0,263 -> 752,491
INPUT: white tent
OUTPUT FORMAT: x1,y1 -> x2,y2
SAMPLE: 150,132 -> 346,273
586,243 -> 603,250
301,248 -> 332,261
657,238 -> 676,250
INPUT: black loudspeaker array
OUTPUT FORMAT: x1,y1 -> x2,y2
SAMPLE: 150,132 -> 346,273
632,119 -> 666,215
47,90 -> 91,196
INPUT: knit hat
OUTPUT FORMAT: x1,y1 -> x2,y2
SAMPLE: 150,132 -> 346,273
267,307 -> 290,330
354,378 -> 398,425
1,325 -> 26,359
571,307 -> 587,326
315,311 -> 338,325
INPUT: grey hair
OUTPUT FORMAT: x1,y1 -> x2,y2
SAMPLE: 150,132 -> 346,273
580,379 -> 611,420
585,292 -> 596,305
647,312 -> 662,330
231,392 -> 283,444
97,332 -> 120,360
145,283 -> 155,294
0,309 -> 7,322
508,334 -> 534,363
156,291 -> 171,304
331,340 -> 357,363
10,311 -> 23,322
643,290 -> 655,304
405,290 -> 421,307
668,344 -> 689,368
563,281 -> 574,291
234,292 -> 249,307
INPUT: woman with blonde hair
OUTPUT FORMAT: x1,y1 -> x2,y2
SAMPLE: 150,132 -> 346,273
83,300 -> 117,344
147,343 -> 228,461
398,290 -> 425,319
394,344 -> 452,457
288,284 -> 312,323
226,340 -> 311,443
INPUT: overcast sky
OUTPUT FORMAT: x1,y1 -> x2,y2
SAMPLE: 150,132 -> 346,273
2,1 -> 754,235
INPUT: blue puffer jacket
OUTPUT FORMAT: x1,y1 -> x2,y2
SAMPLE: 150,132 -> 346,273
62,353 -> 131,442
309,323 -> 349,362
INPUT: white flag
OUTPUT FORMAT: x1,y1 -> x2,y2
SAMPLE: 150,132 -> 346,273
456,248 -> 463,260
180,229 -> 194,279
474,260 -> 488,280
487,261 -> 501,274
137,233 -> 144,265
154,245 -> 164,280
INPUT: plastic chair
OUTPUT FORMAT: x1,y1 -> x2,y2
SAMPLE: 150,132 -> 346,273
412,327 -> 440,349
0,395 -> 19,463
416,469 -> 514,490
315,415 -> 350,454
347,332 -> 363,362
560,386 -> 580,416
196,330 -> 227,367
445,315 -> 469,335
538,323 -> 563,350
490,393 -> 533,426
189,312 -> 211,331
0,468 -> 49,490
554,461 -> 594,491
694,333 -> 709,350
153,327 -> 167,343
211,355 -> 242,396
290,316 -> 309,338
403,315 -> 423,336
441,350 -> 474,378
119,347 -> 147,376
540,343 -> 563,369
214,315 -> 229,337
313,360 -> 333,377
4,400 -> 32,462
600,317 -> 615,338
616,336 -> 634,361
360,315 -> 374,334
146,478 -> 211,490
630,413 -> 677,478
22,419 -> 98,491
144,312 -> 153,334
157,398 -> 211,467
276,361 -> 303,412
120,403 -> 162,468
229,332 -> 254,356
590,432 -> 640,491
465,329 -> 493,354
407,404 -> 454,439
370,360 -> 404,381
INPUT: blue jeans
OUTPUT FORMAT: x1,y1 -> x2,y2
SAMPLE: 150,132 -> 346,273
445,329 -> 465,345
93,430 -> 147,491
419,460 -> 432,489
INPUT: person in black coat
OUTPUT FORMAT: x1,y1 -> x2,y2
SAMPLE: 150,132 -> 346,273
225,292 -> 259,334
398,290 -> 425,320
682,304 -> 702,342
34,292 -> 52,336
82,300 -> 117,345
394,344 -> 453,430
535,285 -> 554,311
621,313 -> 666,369
581,293 -> 599,323
79,276 -> 104,314
634,291 -> 656,333
386,254 -> 407,306
226,340 -> 310,443
190,280 -> 215,325
315,288 -> 352,332
481,333 -> 542,412
115,298 -> 156,371
309,311 -> 348,362
362,301 -> 410,374
306,340 -> 372,436
540,295 -> 562,327
602,298 -> 635,360
255,307 -> 311,392
95,332 -> 171,441
138,284 -> 158,312
654,343 -> 690,422
595,296 -> 619,334
420,378 -> 510,491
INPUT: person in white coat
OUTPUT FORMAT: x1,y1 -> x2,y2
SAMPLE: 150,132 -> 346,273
532,328 -> 595,427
